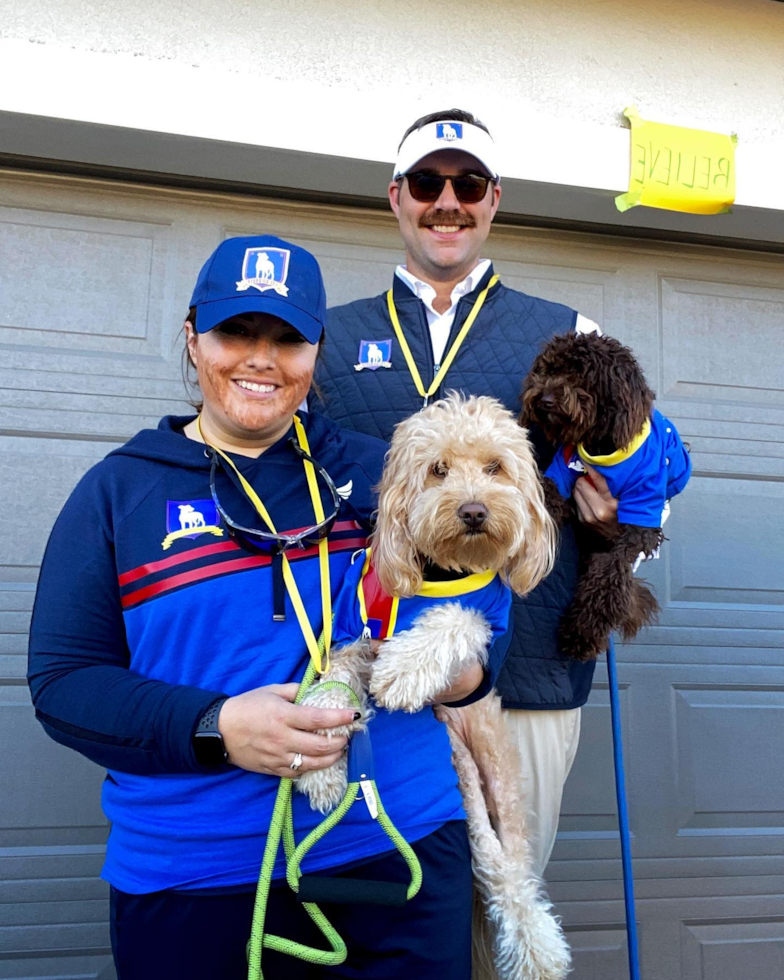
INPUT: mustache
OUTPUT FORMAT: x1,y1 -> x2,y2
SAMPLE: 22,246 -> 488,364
418,209 -> 476,229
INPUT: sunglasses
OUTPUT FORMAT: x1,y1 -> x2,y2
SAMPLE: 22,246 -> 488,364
404,171 -> 494,204
207,439 -> 341,555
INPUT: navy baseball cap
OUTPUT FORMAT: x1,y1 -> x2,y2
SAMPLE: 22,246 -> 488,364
189,235 -> 327,343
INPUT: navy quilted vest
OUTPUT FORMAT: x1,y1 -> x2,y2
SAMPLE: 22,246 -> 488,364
315,265 -> 596,709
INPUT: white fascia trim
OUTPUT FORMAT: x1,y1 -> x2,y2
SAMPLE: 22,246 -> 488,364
0,37 -> 781,214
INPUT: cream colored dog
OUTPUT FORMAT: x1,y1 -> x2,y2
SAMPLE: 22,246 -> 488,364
299,393 -> 571,980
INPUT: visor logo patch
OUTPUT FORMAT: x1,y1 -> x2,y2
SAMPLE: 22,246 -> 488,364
236,247 -> 290,296
354,339 -> 392,372
162,499 -> 224,550
436,122 -> 462,142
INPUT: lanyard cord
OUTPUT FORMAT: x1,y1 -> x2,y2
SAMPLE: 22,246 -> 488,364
386,274 -> 500,405
196,415 -> 332,674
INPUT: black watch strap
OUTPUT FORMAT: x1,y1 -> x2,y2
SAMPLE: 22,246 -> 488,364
193,697 -> 229,767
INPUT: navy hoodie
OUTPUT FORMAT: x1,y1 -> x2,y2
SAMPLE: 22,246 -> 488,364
27,412 -> 502,893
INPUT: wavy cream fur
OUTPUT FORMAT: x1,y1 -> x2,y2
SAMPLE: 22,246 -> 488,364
299,394 -> 567,977
438,695 -> 571,980
373,393 -> 556,598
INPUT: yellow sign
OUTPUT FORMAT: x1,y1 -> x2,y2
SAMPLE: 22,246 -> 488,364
616,106 -> 737,215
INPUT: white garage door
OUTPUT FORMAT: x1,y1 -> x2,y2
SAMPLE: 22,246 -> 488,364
1,169 -> 782,980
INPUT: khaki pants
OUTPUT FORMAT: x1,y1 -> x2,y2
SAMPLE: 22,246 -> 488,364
503,707 -> 582,877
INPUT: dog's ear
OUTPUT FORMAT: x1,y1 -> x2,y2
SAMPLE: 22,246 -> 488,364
609,351 -> 655,449
371,443 -> 423,598
504,487 -> 557,596
503,437 -> 557,595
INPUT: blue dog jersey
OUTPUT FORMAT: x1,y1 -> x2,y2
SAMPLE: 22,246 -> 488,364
333,548 -> 512,652
546,410 -> 691,527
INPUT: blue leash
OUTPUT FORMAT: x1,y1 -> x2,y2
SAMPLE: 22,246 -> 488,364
606,636 -> 641,980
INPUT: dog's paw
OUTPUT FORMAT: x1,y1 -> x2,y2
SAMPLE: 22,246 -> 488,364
296,681 -> 364,812
369,652 -> 430,713
296,755 -> 348,814
370,603 -> 491,712
558,613 -> 605,661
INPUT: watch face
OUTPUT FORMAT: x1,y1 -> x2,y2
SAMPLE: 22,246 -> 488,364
194,732 -> 228,767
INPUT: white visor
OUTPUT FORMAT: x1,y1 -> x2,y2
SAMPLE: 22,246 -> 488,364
393,120 -> 499,181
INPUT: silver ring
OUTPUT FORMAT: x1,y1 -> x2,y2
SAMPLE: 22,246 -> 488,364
290,752 -> 303,772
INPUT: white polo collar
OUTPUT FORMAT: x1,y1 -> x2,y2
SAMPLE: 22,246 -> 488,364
395,259 -> 492,313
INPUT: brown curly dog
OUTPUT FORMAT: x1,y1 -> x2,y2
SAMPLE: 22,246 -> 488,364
521,331 -> 665,661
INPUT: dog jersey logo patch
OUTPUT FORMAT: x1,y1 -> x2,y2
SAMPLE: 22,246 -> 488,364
436,122 -> 462,142
162,499 -> 224,551
236,247 -> 290,296
336,480 -> 353,500
354,339 -> 392,372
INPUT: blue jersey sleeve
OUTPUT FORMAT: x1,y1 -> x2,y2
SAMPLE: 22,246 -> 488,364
331,549 -> 369,647
600,446 -> 668,527
545,448 -> 578,499
27,471 -> 225,776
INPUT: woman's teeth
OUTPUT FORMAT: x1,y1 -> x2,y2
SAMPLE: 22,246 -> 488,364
236,380 -> 275,393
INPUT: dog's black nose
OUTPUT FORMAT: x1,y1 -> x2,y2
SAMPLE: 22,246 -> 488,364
540,393 -> 557,407
458,502 -> 488,529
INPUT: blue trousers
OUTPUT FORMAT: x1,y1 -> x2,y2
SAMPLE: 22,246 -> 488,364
110,821 -> 472,979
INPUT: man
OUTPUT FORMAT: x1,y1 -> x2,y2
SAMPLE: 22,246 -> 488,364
315,109 -> 618,876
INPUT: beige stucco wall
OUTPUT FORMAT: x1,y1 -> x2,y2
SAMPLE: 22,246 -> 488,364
1,0 -> 782,143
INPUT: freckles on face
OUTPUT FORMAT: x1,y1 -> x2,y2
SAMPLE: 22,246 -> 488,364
188,314 -> 318,438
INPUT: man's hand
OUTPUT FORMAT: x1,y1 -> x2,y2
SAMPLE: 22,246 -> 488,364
573,465 -> 620,538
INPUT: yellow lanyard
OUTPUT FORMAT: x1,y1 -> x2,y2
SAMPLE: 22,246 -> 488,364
386,274 -> 500,406
197,414 -> 332,674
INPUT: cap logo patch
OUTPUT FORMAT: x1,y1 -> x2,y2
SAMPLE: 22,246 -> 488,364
436,122 -> 462,142
162,499 -> 224,550
236,247 -> 291,296
354,339 -> 392,372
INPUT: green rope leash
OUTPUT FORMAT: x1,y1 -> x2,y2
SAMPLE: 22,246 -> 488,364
246,649 -> 422,980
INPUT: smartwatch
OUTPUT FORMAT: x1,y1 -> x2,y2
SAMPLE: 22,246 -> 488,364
193,697 -> 229,767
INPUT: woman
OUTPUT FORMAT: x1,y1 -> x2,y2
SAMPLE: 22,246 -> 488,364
27,235 -> 493,980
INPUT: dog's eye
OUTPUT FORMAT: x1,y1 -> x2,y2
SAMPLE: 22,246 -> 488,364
431,461 -> 449,479
484,460 -> 502,476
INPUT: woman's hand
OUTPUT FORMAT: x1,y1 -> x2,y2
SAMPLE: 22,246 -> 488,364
217,684 -> 358,778
573,465 -> 620,538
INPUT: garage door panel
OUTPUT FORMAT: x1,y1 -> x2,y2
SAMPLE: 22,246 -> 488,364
0,205 -> 173,355
681,916 -> 784,980
669,476 -> 783,605
660,274 -> 784,405
675,684 -> 784,834
0,690 -> 106,830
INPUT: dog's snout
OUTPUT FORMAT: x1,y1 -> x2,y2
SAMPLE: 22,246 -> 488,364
458,502 -> 488,529
540,392 -> 556,407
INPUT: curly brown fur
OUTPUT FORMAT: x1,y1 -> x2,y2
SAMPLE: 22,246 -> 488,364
559,525 -> 664,660
522,332 -> 664,660
521,331 -> 655,455
541,476 -> 575,529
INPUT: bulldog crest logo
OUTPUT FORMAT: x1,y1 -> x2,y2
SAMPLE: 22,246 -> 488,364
236,247 -> 290,296
162,499 -> 224,551
436,122 -> 462,142
354,339 -> 393,372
